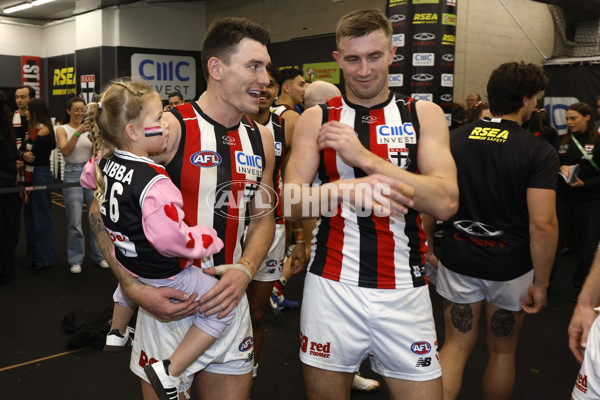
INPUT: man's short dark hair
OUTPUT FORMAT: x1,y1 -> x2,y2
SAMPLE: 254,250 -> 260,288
277,68 -> 302,86
16,85 -> 35,99
487,62 -> 548,115
201,17 -> 270,80
277,68 -> 302,95
266,64 -> 279,83
168,91 -> 184,102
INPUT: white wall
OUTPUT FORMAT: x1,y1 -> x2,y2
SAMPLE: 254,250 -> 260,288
44,19 -> 76,58
455,0 -> 554,104
117,2 -> 207,51
0,22 -> 43,56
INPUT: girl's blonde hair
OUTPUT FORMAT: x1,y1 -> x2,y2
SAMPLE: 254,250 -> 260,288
86,80 -> 159,204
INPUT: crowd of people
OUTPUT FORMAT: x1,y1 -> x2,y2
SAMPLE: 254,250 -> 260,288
3,7 -> 600,400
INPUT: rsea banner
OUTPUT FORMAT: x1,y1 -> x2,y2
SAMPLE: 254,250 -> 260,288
386,0 -> 457,125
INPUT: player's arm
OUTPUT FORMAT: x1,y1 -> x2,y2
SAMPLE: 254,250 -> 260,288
569,245 -> 600,363
521,188 -> 558,314
284,107 -> 414,221
199,124 -> 276,318
315,100 -> 457,220
88,200 -> 199,320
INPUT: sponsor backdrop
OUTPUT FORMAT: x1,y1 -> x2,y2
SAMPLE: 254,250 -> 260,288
543,62 -> 600,135
386,0 -> 457,125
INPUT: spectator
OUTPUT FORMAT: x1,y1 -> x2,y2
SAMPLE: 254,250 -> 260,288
21,98 -> 56,270
56,96 -> 107,274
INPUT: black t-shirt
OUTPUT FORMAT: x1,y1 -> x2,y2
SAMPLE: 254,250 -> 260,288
441,118 -> 559,281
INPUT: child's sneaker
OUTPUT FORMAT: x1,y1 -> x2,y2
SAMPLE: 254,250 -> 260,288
103,326 -> 135,352
144,360 -> 179,400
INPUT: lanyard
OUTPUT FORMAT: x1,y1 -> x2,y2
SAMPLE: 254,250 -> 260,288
571,135 -> 600,173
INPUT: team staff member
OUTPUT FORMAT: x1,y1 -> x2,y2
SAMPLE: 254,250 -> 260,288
557,102 -> 600,292
284,9 -> 458,400
436,62 -> 559,400
89,17 -> 275,400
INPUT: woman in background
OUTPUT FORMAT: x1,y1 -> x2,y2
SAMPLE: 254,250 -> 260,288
56,97 -> 107,274
21,98 -> 56,270
557,102 -> 600,292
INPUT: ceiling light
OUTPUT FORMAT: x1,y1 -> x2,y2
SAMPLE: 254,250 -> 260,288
3,2 -> 33,14
32,0 -> 55,5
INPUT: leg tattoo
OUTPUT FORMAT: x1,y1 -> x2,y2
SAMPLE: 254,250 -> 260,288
490,309 -> 515,337
450,303 -> 473,334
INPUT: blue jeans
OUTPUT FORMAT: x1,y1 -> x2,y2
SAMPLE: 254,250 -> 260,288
24,166 -> 55,265
63,162 -> 103,266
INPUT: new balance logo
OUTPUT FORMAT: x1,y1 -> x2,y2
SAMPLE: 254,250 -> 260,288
415,357 -> 432,367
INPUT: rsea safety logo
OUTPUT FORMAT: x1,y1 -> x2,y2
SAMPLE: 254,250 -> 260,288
442,34 -> 456,45
468,127 -> 509,143
413,13 -> 438,24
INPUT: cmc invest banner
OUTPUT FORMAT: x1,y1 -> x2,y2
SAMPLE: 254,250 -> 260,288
386,0 -> 457,125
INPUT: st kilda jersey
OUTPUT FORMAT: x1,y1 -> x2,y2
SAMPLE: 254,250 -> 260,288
167,102 -> 265,268
441,118 -> 559,281
270,104 -> 292,117
264,112 -> 286,224
97,150 -> 181,279
309,93 -> 427,289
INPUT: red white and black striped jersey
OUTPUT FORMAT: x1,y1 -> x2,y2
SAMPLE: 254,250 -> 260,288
270,104 -> 292,117
166,102 -> 265,268
264,112 -> 286,224
308,93 -> 428,289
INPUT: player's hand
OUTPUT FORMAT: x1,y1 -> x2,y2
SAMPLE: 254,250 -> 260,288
199,266 -> 250,318
424,251 -> 439,268
131,285 -> 200,320
317,120 -> 371,167
521,282 -> 547,314
568,305 -> 597,364
290,242 -> 307,275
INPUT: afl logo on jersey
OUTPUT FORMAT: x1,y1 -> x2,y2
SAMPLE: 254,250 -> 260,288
411,341 -> 431,355
191,150 -> 221,167
239,336 -> 254,352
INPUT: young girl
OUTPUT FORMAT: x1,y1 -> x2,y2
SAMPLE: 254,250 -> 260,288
80,80 -> 230,400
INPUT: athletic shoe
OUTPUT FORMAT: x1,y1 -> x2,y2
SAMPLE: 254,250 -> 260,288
351,372 -> 381,392
70,264 -> 82,274
144,360 -> 179,400
269,294 -> 284,319
278,296 -> 299,310
103,326 -> 135,352
96,260 -> 109,269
